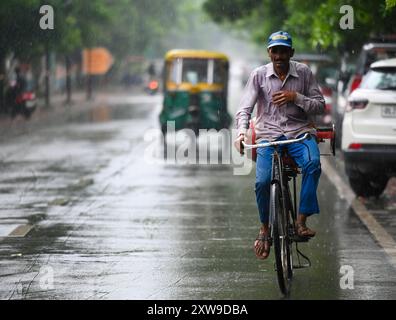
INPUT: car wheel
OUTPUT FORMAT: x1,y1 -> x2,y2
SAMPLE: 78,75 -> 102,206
334,117 -> 342,149
335,128 -> 342,149
348,170 -> 388,198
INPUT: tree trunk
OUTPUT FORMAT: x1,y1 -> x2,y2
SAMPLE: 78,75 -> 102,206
45,46 -> 50,108
0,52 -> 6,114
87,74 -> 92,100
65,55 -> 72,105
86,50 -> 92,101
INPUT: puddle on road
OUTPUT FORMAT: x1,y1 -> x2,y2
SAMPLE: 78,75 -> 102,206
0,176 -> 39,184
0,223 -> 75,258
64,130 -> 117,143
45,163 -> 95,176
68,103 -> 153,124
26,213 -> 47,224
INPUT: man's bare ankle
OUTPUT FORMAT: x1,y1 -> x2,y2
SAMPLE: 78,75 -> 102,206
297,214 -> 307,225
260,224 -> 269,235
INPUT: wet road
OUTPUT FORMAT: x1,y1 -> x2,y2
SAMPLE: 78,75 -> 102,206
0,87 -> 395,299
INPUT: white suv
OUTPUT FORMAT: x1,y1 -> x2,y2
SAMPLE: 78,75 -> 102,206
342,58 -> 396,197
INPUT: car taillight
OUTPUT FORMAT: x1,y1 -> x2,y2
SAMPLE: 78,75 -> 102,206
346,99 -> 368,112
350,75 -> 362,93
348,143 -> 362,150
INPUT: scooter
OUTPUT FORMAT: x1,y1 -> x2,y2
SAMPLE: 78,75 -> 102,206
5,81 -> 37,119
146,79 -> 159,95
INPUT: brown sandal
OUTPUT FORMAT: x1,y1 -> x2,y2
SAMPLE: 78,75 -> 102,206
254,233 -> 272,260
296,222 -> 316,238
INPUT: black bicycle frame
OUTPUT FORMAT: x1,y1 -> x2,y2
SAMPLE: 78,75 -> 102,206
270,149 -> 283,226
270,147 -> 297,229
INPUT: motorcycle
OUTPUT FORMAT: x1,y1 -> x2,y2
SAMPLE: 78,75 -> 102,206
146,79 -> 159,95
5,80 -> 37,119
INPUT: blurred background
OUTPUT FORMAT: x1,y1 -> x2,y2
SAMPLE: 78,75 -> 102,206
0,0 -> 395,112
0,0 -> 396,300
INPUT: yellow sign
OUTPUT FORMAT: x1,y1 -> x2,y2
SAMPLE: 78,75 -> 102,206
83,48 -> 114,75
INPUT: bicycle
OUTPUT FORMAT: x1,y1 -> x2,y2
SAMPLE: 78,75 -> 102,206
241,125 -> 335,296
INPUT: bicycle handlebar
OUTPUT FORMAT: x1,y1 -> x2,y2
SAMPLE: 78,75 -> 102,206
242,133 -> 310,150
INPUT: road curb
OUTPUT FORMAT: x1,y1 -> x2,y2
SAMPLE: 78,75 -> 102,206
321,157 -> 396,268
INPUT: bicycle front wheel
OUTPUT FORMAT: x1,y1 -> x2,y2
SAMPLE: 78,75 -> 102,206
271,182 -> 292,296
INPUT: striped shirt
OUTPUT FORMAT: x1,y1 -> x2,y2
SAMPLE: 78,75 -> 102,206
235,61 -> 325,141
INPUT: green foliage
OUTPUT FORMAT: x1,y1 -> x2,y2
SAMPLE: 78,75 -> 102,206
203,0 -> 262,22
386,0 -> 396,10
0,0 -> 183,61
2,0 -> 395,62
102,0 -> 180,59
0,0 -> 110,58
203,0 -> 396,53
0,0 -> 40,55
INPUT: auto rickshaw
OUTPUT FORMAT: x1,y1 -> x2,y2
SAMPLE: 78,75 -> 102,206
160,49 -> 231,135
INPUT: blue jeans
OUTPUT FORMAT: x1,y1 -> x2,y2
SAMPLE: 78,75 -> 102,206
255,134 -> 321,224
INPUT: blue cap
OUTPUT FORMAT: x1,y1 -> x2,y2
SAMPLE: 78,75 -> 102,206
267,31 -> 292,49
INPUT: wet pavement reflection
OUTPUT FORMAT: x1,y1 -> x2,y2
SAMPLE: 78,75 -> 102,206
0,93 -> 395,300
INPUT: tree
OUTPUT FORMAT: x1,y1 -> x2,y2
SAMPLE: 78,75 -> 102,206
0,0 -> 207,108
100,0 -> 180,59
203,0 -> 396,54
386,0 -> 396,10
0,0 -> 41,111
0,0 -> 112,107
284,0 -> 396,53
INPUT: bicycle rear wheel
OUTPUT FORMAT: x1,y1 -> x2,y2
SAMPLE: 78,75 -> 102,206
271,179 -> 292,295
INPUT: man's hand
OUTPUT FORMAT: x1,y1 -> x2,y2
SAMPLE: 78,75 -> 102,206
234,133 -> 247,155
272,90 -> 297,106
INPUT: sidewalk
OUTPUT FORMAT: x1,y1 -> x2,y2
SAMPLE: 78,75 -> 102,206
0,86 -> 143,141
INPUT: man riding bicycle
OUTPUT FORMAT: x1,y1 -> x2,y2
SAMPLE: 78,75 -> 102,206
234,31 -> 325,260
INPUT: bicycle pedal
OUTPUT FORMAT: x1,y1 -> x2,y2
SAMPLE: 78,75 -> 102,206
293,264 -> 311,269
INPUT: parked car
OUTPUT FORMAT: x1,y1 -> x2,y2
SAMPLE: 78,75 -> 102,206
334,40 -> 396,147
341,58 -> 396,197
293,54 -> 338,128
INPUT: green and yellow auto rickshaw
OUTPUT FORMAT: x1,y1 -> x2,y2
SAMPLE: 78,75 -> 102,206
160,49 -> 231,135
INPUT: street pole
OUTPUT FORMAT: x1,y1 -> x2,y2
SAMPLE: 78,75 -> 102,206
0,52 -> 5,114
86,49 -> 92,101
45,44 -> 50,108
66,55 -> 72,105
64,0 -> 73,105
87,74 -> 92,100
